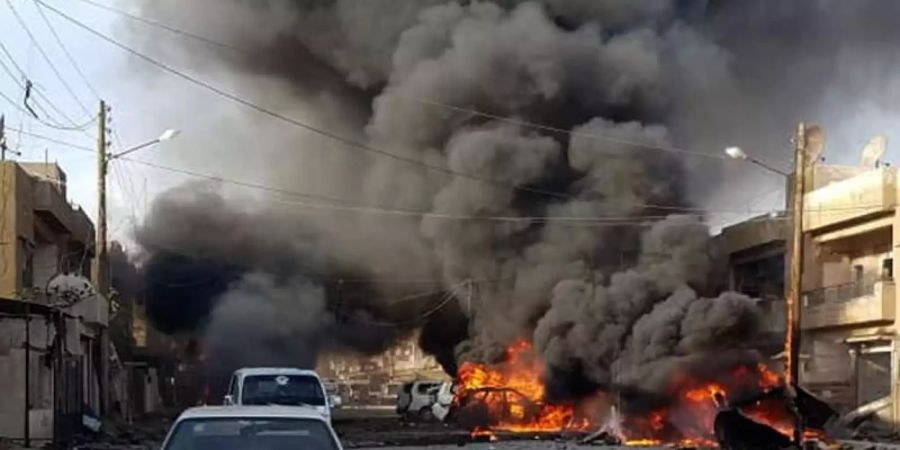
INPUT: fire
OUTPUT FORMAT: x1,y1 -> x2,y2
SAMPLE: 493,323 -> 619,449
455,340 -> 588,434
455,340 -> 818,447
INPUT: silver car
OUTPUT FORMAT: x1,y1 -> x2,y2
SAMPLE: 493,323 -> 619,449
161,405 -> 343,450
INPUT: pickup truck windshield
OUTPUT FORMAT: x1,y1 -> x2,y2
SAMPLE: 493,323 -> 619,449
241,375 -> 326,407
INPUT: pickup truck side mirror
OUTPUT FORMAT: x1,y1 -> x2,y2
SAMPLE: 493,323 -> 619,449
223,395 -> 234,406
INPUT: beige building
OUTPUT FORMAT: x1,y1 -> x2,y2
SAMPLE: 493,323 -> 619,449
719,163 -> 899,424
0,162 -> 94,298
0,161 -> 109,444
317,333 -> 448,406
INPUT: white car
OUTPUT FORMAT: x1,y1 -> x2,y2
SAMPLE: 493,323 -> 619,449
224,368 -> 332,423
396,380 -> 443,420
323,381 -> 343,409
431,381 -> 458,422
161,405 -> 342,450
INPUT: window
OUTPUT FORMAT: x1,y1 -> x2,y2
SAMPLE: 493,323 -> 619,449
241,375 -> 325,406
416,383 -> 437,394
164,418 -> 338,450
227,376 -> 238,399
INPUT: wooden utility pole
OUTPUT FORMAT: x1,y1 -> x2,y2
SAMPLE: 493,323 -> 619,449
93,100 -> 110,415
0,115 -> 21,161
94,100 -> 108,296
787,122 -> 807,445
0,115 -> 6,161
786,122 -> 806,387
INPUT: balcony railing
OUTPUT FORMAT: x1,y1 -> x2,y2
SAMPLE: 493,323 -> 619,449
802,278 -> 895,330
803,277 -> 883,307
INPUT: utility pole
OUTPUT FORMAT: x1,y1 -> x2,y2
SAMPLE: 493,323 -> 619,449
1,115 -> 6,161
787,122 -> 808,445
786,122 -> 806,387
93,100 -> 110,416
0,115 -> 22,161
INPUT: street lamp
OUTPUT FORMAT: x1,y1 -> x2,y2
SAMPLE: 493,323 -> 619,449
724,123 -> 814,446
109,128 -> 180,160
724,146 -> 790,177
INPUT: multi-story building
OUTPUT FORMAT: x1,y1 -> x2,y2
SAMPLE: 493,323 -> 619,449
317,333 -> 448,407
0,162 -> 94,297
0,161 -> 109,444
718,163 -> 899,425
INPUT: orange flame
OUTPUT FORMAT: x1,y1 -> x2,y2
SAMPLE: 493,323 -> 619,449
456,340 -> 588,434
456,340 -> 819,447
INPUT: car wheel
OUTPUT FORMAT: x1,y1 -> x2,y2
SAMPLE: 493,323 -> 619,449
419,407 -> 435,422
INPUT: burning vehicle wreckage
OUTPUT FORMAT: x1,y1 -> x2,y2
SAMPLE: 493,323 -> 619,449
442,340 -> 841,449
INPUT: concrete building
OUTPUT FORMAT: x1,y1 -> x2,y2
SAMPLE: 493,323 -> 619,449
0,162 -> 108,444
718,163 -> 900,424
0,162 -> 93,299
317,333 -> 448,407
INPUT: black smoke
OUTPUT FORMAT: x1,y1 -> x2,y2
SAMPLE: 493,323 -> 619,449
127,0 -> 900,402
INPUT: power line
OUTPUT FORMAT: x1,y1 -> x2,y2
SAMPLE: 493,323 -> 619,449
73,0 -> 247,54
4,125 -> 94,151
32,0 -> 101,100
6,126 -> 890,223
5,0 -> 91,116
396,95 -> 726,160
37,0 -> 576,202
0,39 -> 81,127
69,0 -> 729,162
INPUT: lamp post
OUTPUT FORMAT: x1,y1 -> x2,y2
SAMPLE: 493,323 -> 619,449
94,99 -> 179,416
726,123 -> 812,445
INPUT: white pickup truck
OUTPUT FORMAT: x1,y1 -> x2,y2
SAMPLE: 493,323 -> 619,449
224,368 -> 333,423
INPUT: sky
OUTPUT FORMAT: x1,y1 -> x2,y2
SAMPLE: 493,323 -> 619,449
4,0 -> 900,247
0,0 -> 272,249
0,0 -> 174,247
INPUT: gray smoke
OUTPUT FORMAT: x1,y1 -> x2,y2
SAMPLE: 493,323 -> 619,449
128,0 -> 900,396
204,273 -> 329,373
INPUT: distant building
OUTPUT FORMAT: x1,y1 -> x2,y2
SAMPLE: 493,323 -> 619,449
0,162 -> 108,444
718,163 -> 899,425
317,333 -> 448,407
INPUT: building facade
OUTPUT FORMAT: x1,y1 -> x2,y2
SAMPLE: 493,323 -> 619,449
317,333 -> 448,407
0,162 -> 108,444
719,164 -> 900,425
0,162 -> 93,298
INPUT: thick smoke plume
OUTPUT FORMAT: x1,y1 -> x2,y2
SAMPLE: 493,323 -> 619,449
129,0 -> 900,397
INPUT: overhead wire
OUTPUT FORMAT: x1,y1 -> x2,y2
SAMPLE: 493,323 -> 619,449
0,39 -> 82,128
32,0 -> 101,100
72,0 -> 248,54
71,0 -> 730,163
5,0 -> 91,117
36,0 -> 578,202
5,126 -> 891,224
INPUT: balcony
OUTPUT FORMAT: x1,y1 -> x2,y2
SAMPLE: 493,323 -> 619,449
801,278 -> 895,330
31,180 -> 94,244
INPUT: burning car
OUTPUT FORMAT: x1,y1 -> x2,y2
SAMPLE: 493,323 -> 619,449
452,387 -> 545,430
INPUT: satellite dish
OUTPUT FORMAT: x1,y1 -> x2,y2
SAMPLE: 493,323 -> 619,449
860,135 -> 887,168
804,125 -> 825,165
46,273 -> 96,308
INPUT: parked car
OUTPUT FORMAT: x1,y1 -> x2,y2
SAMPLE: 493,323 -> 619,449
224,368 -> 332,423
396,380 -> 442,420
323,381 -> 343,409
431,381 -> 458,422
161,405 -> 342,450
